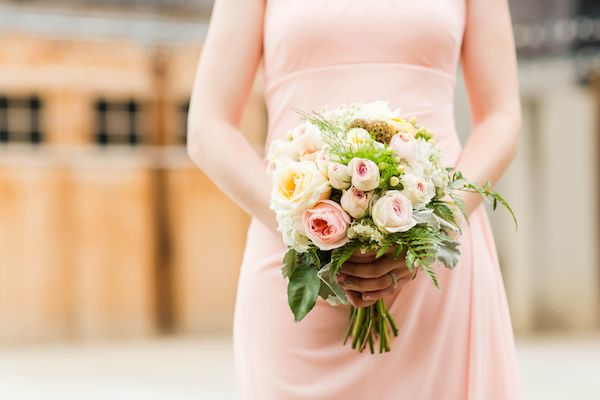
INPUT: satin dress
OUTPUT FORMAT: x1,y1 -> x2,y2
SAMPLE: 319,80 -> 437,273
233,1 -> 521,398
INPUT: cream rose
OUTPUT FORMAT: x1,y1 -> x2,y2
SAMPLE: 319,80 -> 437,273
291,122 -> 323,155
371,190 -> 417,233
271,161 -> 331,213
340,187 -> 372,219
327,162 -> 351,190
346,128 -> 371,150
389,132 -> 417,166
348,158 -> 380,191
400,173 -> 436,208
302,200 -> 351,250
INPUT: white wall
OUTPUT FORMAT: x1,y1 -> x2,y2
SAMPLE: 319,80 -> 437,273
454,59 -> 600,333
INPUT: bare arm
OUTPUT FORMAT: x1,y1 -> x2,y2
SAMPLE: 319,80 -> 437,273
187,0 -> 276,231
456,0 -> 522,215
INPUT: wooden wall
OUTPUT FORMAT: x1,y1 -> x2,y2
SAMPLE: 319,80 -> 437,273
0,151 -> 259,343
0,32 -> 267,343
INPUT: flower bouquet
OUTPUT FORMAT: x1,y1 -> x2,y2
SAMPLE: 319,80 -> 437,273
267,101 -> 515,354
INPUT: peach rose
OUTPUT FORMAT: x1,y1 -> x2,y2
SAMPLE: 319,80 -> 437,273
300,149 -> 329,176
302,200 -> 351,250
292,122 -> 323,155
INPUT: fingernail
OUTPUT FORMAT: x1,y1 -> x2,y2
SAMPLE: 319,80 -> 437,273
363,294 -> 372,301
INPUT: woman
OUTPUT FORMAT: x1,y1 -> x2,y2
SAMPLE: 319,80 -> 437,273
187,0 -> 521,399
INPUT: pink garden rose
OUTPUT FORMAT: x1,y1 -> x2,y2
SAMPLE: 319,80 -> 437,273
302,200 -> 351,250
348,158 -> 380,191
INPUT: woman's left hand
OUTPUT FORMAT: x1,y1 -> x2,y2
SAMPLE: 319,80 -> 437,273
337,252 -> 412,308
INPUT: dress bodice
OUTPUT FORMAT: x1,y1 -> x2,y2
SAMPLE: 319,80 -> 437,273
262,0 -> 466,164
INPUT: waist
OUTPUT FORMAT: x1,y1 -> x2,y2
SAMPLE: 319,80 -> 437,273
264,63 -> 462,165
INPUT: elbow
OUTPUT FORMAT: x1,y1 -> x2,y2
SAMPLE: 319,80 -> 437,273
186,120 -> 210,170
504,109 -> 522,164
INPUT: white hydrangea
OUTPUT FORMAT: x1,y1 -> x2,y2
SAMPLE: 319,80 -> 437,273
277,213 -> 311,252
347,218 -> 384,244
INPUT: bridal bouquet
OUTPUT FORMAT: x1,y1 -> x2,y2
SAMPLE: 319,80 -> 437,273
267,101 -> 515,354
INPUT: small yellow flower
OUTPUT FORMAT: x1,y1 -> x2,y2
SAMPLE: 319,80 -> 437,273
287,132 -> 293,141
378,162 -> 387,170
390,176 -> 400,187
397,165 -> 405,174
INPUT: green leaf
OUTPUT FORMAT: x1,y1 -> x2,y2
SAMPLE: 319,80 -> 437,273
431,202 -> 456,225
317,261 -> 349,305
281,248 -> 297,279
298,248 -> 320,269
318,283 -> 336,302
457,182 -> 518,229
287,264 -> 321,322
330,240 -> 360,275
436,238 -> 460,269
422,264 -> 441,289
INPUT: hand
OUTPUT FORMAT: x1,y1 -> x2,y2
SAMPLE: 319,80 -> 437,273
337,251 -> 412,308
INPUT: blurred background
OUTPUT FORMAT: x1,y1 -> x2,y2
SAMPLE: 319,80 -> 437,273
0,0 -> 599,399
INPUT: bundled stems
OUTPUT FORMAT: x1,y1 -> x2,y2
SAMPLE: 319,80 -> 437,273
345,299 -> 397,354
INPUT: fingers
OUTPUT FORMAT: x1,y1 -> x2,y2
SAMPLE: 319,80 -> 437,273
361,286 -> 397,302
348,252 -> 377,264
361,272 -> 410,302
345,290 -> 377,308
341,256 -> 409,279
338,270 -> 397,292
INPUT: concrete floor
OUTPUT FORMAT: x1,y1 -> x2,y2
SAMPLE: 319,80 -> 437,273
0,335 -> 599,399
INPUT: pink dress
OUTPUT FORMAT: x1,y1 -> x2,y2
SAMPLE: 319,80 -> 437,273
234,1 -> 521,398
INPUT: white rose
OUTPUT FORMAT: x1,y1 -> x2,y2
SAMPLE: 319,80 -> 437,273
327,162 -> 351,190
389,132 -> 417,166
271,161 -> 331,213
430,168 -> 449,189
340,187 -> 372,219
266,139 -> 299,173
291,122 -> 323,155
416,139 -> 435,165
346,128 -> 371,150
371,190 -> 416,233
401,173 -> 436,208
348,158 -> 380,191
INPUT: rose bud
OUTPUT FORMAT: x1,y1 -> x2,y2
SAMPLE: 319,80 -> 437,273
340,187 -> 372,219
327,162 -> 352,190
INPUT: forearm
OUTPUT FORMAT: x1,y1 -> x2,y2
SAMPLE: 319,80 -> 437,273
187,120 -> 277,232
454,113 -> 520,215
